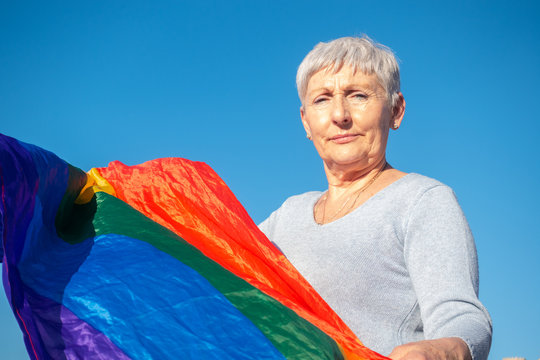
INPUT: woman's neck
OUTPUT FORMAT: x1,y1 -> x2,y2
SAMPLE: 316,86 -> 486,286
314,158 -> 407,225
323,158 -> 388,197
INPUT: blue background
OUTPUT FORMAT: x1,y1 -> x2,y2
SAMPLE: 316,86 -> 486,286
1,1 -> 538,359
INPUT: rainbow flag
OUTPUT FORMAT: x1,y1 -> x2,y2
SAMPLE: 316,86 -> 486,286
0,133 -> 388,360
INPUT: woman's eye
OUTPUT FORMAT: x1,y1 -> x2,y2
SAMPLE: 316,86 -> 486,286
313,97 -> 329,104
351,93 -> 367,100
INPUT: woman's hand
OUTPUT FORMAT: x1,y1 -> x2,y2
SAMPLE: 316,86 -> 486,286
388,338 -> 471,360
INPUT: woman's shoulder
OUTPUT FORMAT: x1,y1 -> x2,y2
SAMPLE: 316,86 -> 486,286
279,191 -> 323,210
261,191 -> 322,221
401,172 -> 446,187
382,173 -> 459,209
258,191 -> 322,233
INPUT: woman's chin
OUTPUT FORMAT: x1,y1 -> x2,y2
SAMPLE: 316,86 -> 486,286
323,157 -> 368,170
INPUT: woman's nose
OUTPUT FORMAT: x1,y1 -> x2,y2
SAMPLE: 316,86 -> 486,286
331,97 -> 351,125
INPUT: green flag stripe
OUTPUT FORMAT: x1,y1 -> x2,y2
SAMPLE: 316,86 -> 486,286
87,192 -> 344,360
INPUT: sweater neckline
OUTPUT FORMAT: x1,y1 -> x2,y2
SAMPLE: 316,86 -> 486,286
310,173 -> 415,227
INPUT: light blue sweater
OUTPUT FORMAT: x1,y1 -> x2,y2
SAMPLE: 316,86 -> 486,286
259,173 -> 492,360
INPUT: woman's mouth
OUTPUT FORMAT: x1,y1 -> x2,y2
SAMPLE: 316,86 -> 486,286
329,134 -> 359,144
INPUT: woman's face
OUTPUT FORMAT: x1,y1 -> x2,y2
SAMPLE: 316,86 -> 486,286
301,65 -> 404,173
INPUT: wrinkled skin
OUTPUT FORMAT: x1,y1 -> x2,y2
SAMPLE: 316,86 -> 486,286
389,338 -> 471,360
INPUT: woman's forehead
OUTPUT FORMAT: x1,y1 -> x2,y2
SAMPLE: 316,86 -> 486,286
307,65 -> 383,92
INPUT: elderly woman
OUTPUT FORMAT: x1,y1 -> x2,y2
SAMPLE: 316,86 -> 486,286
259,36 -> 492,360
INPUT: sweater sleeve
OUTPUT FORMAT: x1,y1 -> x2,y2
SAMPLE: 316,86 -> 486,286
403,185 -> 492,360
258,208 -> 279,240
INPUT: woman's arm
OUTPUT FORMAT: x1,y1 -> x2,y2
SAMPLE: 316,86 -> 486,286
401,185 -> 492,360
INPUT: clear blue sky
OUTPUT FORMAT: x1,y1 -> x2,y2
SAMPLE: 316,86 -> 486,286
1,1 -> 538,359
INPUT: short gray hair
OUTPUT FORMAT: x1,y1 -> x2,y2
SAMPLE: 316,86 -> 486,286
296,35 -> 401,107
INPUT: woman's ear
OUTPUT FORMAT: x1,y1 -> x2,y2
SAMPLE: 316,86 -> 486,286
300,106 -> 312,139
391,92 -> 406,130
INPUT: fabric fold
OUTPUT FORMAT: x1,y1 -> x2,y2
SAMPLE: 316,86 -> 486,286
1,133 -> 387,360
